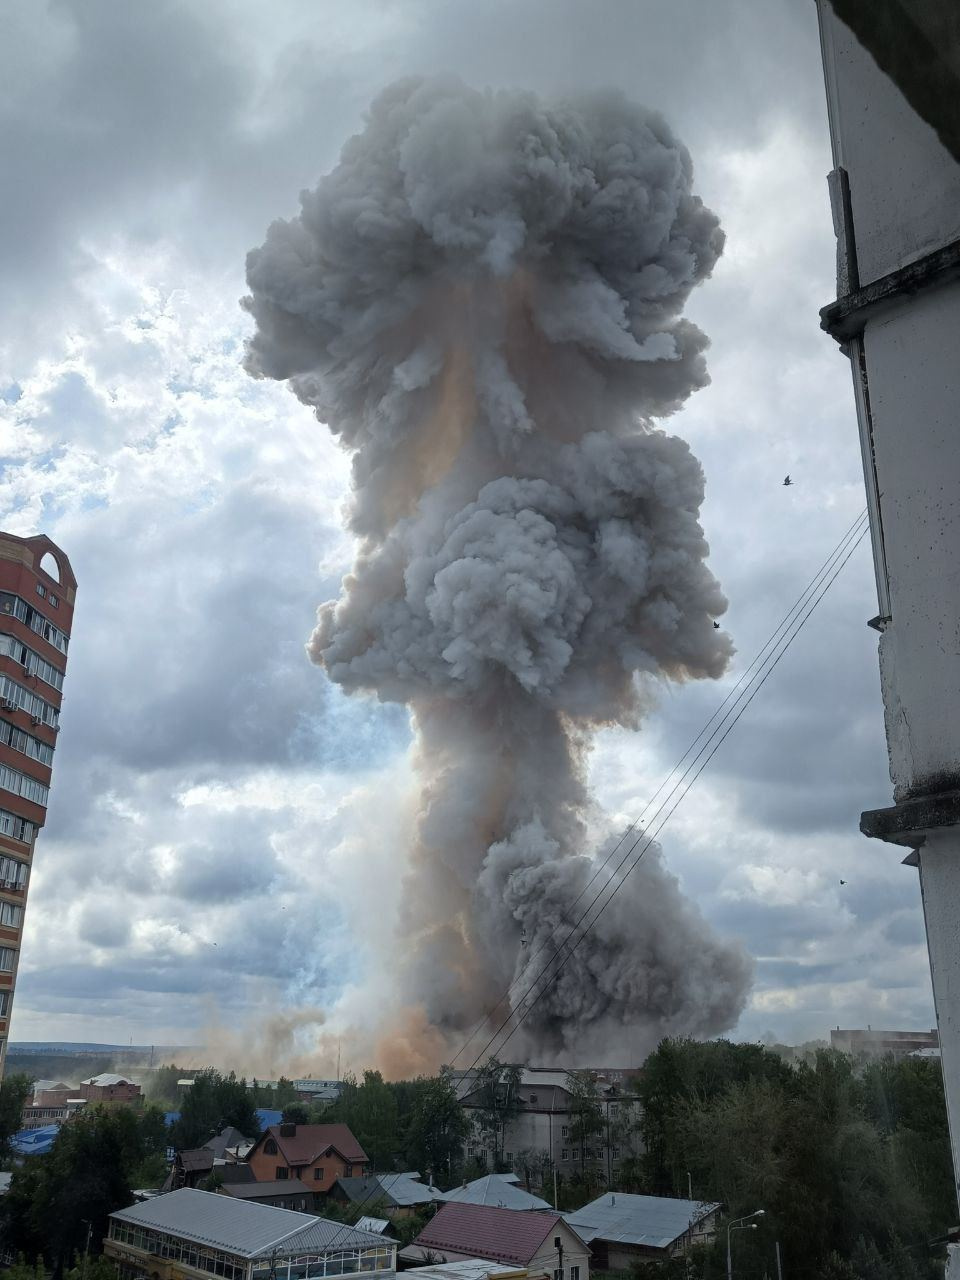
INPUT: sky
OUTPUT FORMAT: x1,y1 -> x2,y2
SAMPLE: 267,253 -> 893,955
0,0 -> 935,1074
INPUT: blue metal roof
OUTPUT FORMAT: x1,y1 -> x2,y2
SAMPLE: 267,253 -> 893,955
256,1108 -> 282,1128
11,1124 -> 59,1156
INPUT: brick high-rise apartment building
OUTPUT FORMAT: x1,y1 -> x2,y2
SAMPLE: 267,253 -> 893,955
0,533 -> 76,1076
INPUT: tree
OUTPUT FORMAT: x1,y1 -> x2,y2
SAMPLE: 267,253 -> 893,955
471,1059 -> 523,1167
170,1069 -> 260,1149
281,1102 -> 310,1126
404,1071 -> 470,1185
4,1108 -> 141,1277
0,1073 -> 33,1162
566,1071 -> 603,1175
338,1071 -> 400,1171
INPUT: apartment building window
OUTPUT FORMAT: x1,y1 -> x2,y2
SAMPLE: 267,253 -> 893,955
0,902 -> 22,929
275,1167 -> 288,1180
613,1147 -> 620,1158
0,809 -> 34,845
35,584 -> 44,598
0,594 -> 69,655
561,1126 -> 568,1137
571,1268 -> 580,1280
0,948 -> 16,972
505,1151 -> 513,1162
561,1149 -> 568,1161
0,763 -> 49,808
0,992 -> 8,1017
0,856 -> 27,890
49,595 -> 58,608
0,721 -> 54,768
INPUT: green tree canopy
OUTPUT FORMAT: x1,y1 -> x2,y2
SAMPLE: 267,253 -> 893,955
169,1068 -> 260,1149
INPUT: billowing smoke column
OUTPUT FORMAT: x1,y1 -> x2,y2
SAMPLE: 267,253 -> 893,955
244,77 -> 752,1061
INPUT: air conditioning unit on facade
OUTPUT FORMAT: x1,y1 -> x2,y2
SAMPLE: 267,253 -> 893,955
0,701 -> 16,714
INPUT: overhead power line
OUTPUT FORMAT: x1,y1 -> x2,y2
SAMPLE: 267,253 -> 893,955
449,507 -> 870,1069
461,511 -> 871,1067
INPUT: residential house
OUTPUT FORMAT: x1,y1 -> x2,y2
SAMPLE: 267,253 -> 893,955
79,1073 -> 142,1105
440,1174 -> 551,1212
400,1203 -> 589,1279
247,1122 -> 368,1193
563,1193 -> 721,1269
104,1187 -> 396,1280
452,1067 -> 642,1189
220,1180 -> 321,1214
329,1171 -> 444,1219
168,1148 -> 216,1190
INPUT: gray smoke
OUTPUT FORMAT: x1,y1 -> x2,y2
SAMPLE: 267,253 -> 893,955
244,77 -> 752,1062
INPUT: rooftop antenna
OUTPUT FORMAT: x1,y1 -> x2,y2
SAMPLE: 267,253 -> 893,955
336,1038 -> 341,1081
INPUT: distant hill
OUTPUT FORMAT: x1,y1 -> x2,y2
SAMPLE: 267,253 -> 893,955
9,1042 -> 191,1055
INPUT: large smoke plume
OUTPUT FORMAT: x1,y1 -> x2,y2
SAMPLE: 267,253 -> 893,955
244,78 -> 752,1063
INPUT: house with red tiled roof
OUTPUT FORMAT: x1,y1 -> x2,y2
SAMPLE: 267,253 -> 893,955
400,1202 -> 590,1278
246,1122 -> 368,1194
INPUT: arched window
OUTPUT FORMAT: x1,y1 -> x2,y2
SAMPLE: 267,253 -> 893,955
39,552 -> 61,583
264,1138 -> 277,1155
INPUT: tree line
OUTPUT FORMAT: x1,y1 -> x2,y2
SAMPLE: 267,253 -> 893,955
0,1041 -> 953,1279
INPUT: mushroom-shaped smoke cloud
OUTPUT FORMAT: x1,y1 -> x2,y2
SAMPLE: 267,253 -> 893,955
244,77 -> 752,1063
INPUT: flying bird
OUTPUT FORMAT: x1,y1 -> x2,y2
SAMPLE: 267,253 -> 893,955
783,475 -> 792,486
839,879 -> 846,886
713,621 -> 720,629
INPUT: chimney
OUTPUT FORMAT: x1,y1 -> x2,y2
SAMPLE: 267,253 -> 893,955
611,1194 -> 616,1205
280,1122 -> 296,1138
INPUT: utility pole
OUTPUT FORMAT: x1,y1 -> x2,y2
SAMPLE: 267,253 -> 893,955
775,1240 -> 784,1280
80,1219 -> 92,1280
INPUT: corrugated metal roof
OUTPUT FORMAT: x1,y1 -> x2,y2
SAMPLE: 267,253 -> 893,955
110,1188 -> 387,1258
11,1124 -> 59,1155
336,1172 -> 442,1208
356,1217 -> 391,1235
406,1262 -> 523,1280
411,1204 -> 571,1265
440,1176 -> 551,1211
81,1073 -> 135,1087
563,1193 -> 721,1249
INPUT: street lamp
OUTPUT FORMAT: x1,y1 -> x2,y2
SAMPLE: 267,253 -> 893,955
726,1209 -> 765,1280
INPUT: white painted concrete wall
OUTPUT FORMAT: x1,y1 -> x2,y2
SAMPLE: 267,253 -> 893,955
865,285 -> 960,796
818,5 -> 960,285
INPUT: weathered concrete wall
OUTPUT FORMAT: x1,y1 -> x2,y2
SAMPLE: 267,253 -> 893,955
819,4 -> 960,286
866,284 -> 960,797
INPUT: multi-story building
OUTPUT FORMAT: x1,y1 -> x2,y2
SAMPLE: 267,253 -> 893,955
0,532 -> 76,1077
453,1067 -> 643,1191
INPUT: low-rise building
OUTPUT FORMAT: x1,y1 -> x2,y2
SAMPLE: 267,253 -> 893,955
440,1174 -> 551,1212
400,1203 -> 589,1278
329,1171 -> 444,1220
79,1073 -> 142,1104
247,1122 -> 368,1192
830,1027 -> 940,1059
104,1188 -> 396,1280
563,1193 -> 721,1269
